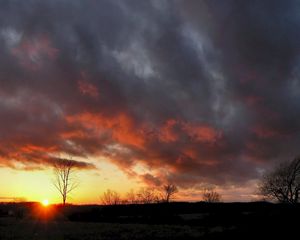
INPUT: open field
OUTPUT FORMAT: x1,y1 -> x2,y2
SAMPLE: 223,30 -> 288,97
0,219 -> 204,240
0,202 -> 299,239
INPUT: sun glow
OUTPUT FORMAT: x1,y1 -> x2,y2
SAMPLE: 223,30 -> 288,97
42,199 -> 49,207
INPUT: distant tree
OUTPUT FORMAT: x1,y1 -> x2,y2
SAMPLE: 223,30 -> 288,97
162,183 -> 178,203
126,189 -> 138,204
202,187 -> 221,203
259,157 -> 300,203
101,189 -> 121,205
137,188 -> 159,204
53,158 -> 78,205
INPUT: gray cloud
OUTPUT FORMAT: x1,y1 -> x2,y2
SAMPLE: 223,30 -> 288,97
0,0 -> 300,192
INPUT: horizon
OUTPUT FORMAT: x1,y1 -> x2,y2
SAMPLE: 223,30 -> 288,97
1,0 -> 300,204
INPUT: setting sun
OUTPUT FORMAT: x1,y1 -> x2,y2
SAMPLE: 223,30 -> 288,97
42,199 -> 49,207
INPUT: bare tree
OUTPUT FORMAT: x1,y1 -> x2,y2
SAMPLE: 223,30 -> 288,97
137,188 -> 159,204
259,157 -> 300,203
202,187 -> 221,203
126,189 -> 138,204
53,159 -> 78,205
162,183 -> 178,203
101,189 -> 121,205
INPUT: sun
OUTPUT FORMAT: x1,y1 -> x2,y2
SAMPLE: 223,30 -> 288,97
42,199 -> 49,207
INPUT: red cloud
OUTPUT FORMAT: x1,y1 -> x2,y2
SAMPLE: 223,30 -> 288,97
182,122 -> 221,143
78,80 -> 99,98
11,35 -> 58,70
159,119 -> 221,144
78,72 -> 99,98
252,125 -> 283,139
0,142 -> 94,171
62,112 -> 227,186
65,112 -> 145,149
159,119 -> 179,142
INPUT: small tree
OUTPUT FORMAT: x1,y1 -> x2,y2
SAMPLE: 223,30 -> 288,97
162,183 -> 178,203
101,189 -> 121,205
137,188 -> 158,204
259,157 -> 300,203
202,187 -> 221,203
53,159 -> 78,205
126,189 -> 138,204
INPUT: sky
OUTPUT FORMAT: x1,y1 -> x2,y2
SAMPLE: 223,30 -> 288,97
1,0 -> 300,204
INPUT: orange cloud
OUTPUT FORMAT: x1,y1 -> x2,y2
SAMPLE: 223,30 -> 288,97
65,112 -> 145,149
182,122 -> 221,143
159,119 -> 221,144
19,144 -> 58,154
159,119 -> 179,142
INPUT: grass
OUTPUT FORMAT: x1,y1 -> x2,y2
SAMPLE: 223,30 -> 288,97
0,218 -> 205,240
1,202 -> 299,239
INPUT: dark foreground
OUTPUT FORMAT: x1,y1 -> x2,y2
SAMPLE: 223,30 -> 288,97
0,202 -> 299,239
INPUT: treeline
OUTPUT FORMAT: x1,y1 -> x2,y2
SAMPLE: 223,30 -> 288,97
100,184 -> 178,205
100,184 -> 221,205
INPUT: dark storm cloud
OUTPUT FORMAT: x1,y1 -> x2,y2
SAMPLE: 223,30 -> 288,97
1,0 -> 300,190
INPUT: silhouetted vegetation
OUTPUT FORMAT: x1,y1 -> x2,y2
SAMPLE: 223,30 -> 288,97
202,187 -> 222,203
136,187 -> 161,204
260,157 -> 300,203
1,201 -> 300,239
162,183 -> 178,202
53,158 -> 79,205
101,189 -> 121,205
100,185 -> 178,205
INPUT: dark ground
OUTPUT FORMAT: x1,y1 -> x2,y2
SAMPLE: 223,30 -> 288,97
0,202 -> 299,239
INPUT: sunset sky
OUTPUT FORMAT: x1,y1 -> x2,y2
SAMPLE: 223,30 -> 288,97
1,0 -> 300,204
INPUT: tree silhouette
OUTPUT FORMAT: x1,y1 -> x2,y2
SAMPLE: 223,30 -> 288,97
101,189 -> 121,205
162,183 -> 178,203
202,187 -> 221,202
126,189 -> 138,204
260,157 -> 300,203
53,158 -> 78,205
137,188 -> 160,204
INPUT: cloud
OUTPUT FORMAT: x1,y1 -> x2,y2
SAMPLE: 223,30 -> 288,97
1,0 -> 300,196
11,34 -> 58,70
51,157 -> 94,170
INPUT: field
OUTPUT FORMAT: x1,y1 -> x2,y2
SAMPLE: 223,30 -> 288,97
0,202 -> 299,239
0,219 -> 205,240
